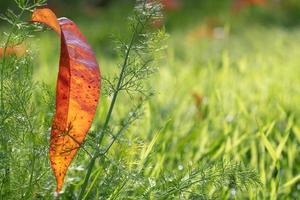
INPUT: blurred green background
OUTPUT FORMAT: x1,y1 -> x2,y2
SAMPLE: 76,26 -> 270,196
1,0 -> 300,199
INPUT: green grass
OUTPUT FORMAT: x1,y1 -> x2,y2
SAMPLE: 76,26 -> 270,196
1,1 -> 300,199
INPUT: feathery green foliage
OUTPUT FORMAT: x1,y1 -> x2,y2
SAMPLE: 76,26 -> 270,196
0,1 -> 51,199
0,1 -> 264,199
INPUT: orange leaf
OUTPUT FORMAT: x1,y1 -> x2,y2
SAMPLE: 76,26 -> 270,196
0,44 -> 27,58
31,7 -> 61,34
160,0 -> 181,11
32,8 -> 101,192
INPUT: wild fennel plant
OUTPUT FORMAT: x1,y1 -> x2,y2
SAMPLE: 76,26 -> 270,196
75,1 -> 261,199
0,1 -> 262,199
77,1 -> 166,198
0,0 -> 51,199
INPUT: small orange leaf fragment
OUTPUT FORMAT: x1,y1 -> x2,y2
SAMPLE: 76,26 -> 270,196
0,44 -> 27,58
161,0 -> 181,11
32,8 -> 101,192
31,7 -> 61,34
232,0 -> 267,13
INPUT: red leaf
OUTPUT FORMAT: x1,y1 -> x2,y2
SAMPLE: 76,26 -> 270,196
232,0 -> 267,13
32,8 -> 101,192
160,0 -> 181,11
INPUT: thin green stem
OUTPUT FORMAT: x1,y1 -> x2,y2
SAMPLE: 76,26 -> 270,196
97,25 -> 140,147
78,20 -> 141,200
78,4 -> 155,198
78,153 -> 98,199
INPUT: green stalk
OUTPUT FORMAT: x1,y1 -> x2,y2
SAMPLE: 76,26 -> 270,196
78,22 -> 140,200
78,3 -> 154,197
